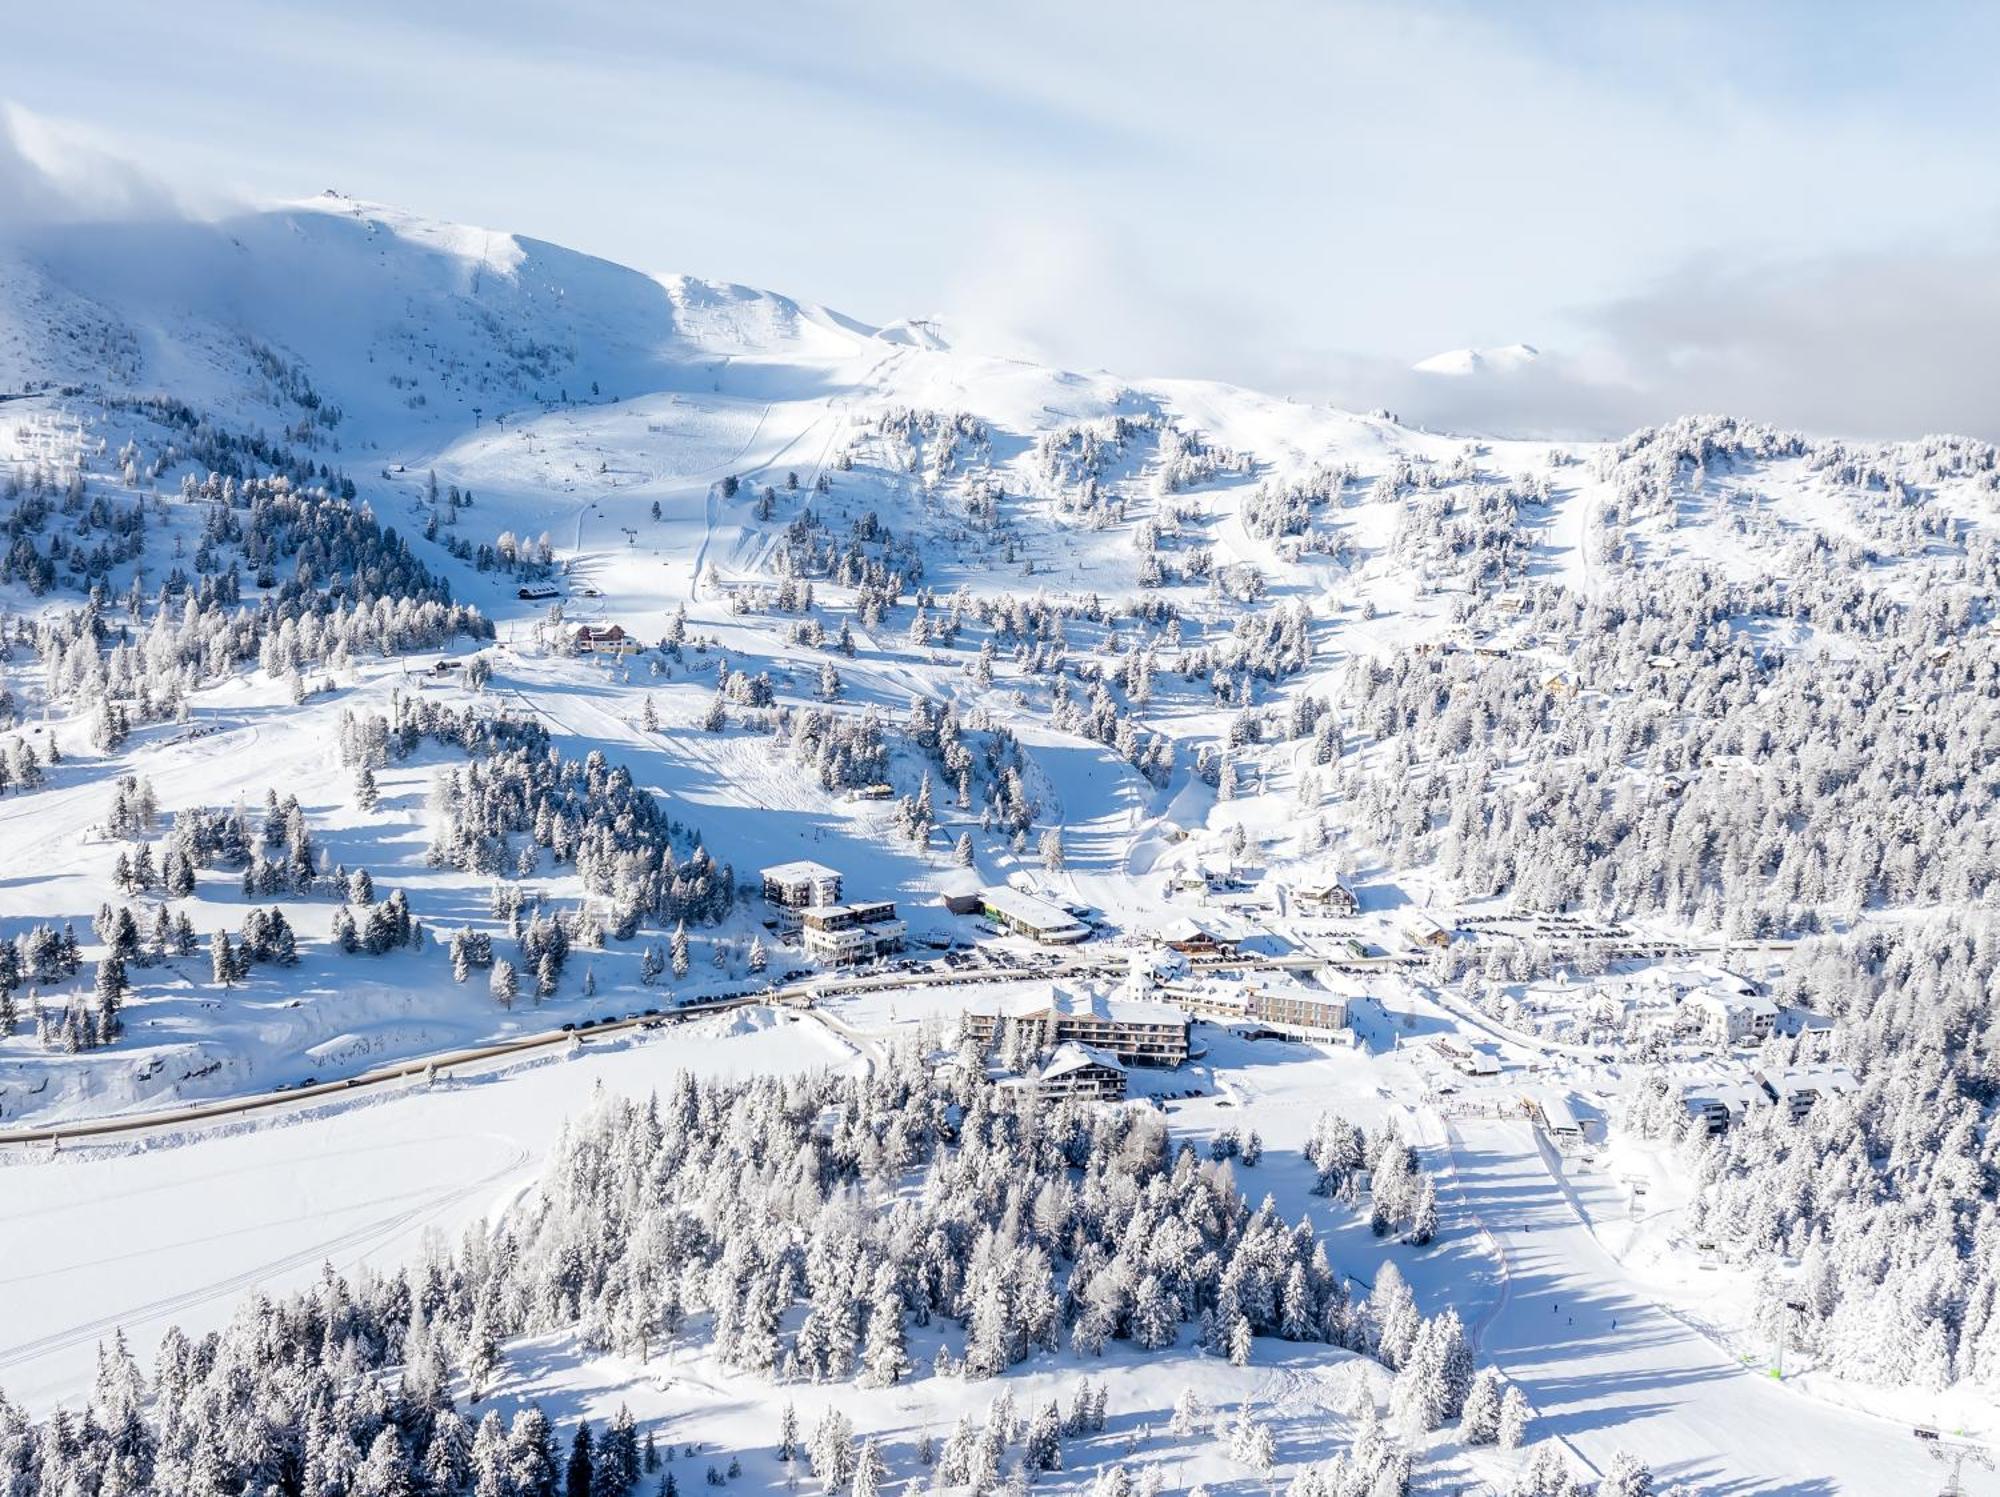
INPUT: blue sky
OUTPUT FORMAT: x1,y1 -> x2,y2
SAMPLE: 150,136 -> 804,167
7,1 -> 2000,436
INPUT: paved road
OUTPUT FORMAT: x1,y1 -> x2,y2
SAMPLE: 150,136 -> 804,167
1,919 -> 1754,1149
0,963 -> 1032,1146
0,946 -> 1330,1147
1443,1117 -> 1964,1495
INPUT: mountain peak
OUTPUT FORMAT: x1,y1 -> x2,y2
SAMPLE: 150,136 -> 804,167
1412,342 -> 1541,377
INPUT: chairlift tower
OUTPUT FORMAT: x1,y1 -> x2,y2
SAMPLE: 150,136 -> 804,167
1914,1428 -> 1993,1496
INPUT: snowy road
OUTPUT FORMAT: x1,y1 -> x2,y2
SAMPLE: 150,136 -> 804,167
1446,1118 -> 1960,1495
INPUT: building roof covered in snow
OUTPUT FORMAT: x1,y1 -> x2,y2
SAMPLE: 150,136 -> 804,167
760,859 -> 843,885
976,885 -> 1090,941
1040,1042 -> 1126,1080
971,984 -> 1187,1027
1758,1065 -> 1860,1103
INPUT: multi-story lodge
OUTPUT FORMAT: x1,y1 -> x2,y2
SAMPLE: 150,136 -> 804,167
760,860 -> 844,935
968,986 -> 1190,1068
1293,878 -> 1359,916
1686,988 -> 1778,1047
1030,1043 -> 1128,1102
799,900 -> 906,966
1177,977 -> 1350,1038
1157,917 -> 1238,958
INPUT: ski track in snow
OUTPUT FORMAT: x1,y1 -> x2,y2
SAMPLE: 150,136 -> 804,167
0,1137 -> 531,1375
1447,1118 -> 1932,1494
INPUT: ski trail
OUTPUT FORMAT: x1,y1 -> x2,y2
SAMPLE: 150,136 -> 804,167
0,1139 -> 530,1372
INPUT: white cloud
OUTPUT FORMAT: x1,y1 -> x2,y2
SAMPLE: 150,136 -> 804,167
0,104 -> 189,230
1304,240 -> 2000,443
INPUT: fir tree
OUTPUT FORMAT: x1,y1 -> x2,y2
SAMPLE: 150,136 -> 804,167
1496,1384 -> 1532,1450
566,1423 -> 594,1497
210,930 -> 236,987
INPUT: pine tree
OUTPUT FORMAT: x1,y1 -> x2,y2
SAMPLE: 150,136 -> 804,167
210,930 -> 236,987
954,832 -> 974,868
1514,1443 -> 1581,1497
1226,1310 -> 1253,1367
566,1423 -> 595,1497
848,1438 -> 885,1497
1372,1261 -> 1421,1368
1022,1400 -> 1063,1472
93,954 -> 127,1039
355,1427 -> 414,1497
467,1311 -> 501,1397
1040,827 -> 1065,873
860,1289 -> 908,1388
1496,1384 -> 1532,1450
491,958 -> 519,1010
1410,1173 -> 1439,1245
778,1404 -> 798,1464
670,923 -> 690,980
747,935 -> 767,974
1168,1387 -> 1204,1437
355,765 -> 379,811
807,1408 -> 854,1490
1599,1452 -> 1654,1497
1459,1368 -> 1504,1445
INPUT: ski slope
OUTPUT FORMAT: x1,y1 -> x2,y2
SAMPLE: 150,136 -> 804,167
0,1007 -> 857,1413
1447,1118 -> 1939,1494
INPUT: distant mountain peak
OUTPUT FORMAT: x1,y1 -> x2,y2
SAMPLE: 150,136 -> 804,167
1413,342 -> 1541,377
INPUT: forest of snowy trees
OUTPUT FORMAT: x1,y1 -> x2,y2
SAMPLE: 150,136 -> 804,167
336,697 -> 736,935
1624,918 -> 2000,1393
1327,563 -> 1998,932
0,1049 -> 1526,1497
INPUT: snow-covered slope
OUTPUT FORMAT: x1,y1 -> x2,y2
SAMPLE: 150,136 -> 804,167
1,193 -> 1996,1118
0,191 -> 869,439
3,192 -> 1999,1496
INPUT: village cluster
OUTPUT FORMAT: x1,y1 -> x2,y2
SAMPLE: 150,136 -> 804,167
745,847 -> 1840,1153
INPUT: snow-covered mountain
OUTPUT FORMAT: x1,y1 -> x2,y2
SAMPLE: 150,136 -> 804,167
1411,342 -> 1541,377
2,192 -> 1998,1493
5,194 -> 1999,1089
